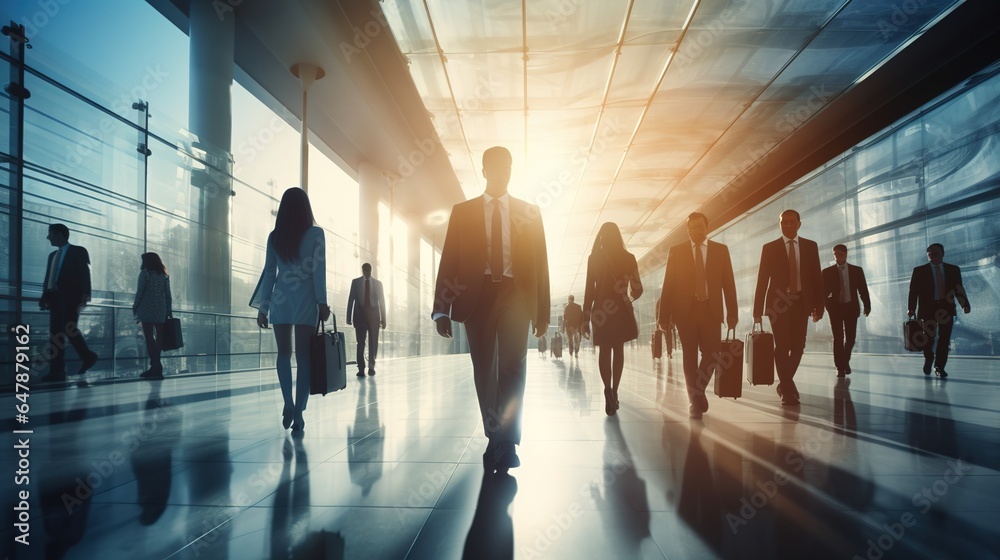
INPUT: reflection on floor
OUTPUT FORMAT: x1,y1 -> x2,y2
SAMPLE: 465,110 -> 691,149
3,350 -> 999,559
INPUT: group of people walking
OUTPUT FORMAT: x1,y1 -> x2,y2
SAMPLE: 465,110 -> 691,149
40,223 -> 174,386
431,146 -> 974,474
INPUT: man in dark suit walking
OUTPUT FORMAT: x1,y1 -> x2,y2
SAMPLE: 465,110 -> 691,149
346,263 -> 386,377
907,243 -> 970,378
563,295 -> 583,357
40,223 -> 98,386
657,212 -> 738,419
753,210 -> 824,405
822,244 -> 871,377
433,146 -> 550,473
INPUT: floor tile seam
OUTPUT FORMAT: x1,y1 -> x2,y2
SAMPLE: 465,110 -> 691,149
403,444 -> 470,560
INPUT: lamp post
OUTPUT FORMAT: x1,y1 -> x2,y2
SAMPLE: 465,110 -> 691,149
290,63 -> 325,193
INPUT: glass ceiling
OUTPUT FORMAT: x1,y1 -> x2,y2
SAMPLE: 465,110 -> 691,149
381,0 -> 964,297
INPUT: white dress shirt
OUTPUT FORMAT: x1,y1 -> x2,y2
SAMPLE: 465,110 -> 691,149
690,240 -> 708,298
838,264 -> 850,303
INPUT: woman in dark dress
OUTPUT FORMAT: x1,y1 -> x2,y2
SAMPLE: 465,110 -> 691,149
582,222 -> 643,416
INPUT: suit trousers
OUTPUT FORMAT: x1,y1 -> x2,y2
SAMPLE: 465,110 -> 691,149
828,303 -> 859,370
675,299 -> 721,409
47,291 -> 92,375
769,294 -> 809,400
565,327 -> 581,355
922,301 -> 954,368
354,307 -> 382,371
464,276 -> 529,445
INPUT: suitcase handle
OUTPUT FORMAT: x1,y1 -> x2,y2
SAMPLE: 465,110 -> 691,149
316,313 -> 339,335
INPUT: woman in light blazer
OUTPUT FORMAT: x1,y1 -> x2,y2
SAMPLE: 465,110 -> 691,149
250,187 -> 330,432
582,222 -> 643,416
133,252 -> 172,380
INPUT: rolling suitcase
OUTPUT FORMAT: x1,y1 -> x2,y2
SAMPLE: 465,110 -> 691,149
310,315 -> 347,395
903,318 -> 925,352
652,330 -> 663,360
552,333 -> 563,358
745,323 -> 775,386
714,328 -> 744,398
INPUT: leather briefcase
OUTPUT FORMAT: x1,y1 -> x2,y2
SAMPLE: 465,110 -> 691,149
310,314 -> 347,396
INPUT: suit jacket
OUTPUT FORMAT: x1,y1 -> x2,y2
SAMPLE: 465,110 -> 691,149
432,195 -> 550,327
822,263 -> 871,318
907,262 -> 970,319
753,237 -> 824,319
41,244 -> 91,304
346,276 -> 386,325
658,240 -> 738,326
563,302 -> 583,331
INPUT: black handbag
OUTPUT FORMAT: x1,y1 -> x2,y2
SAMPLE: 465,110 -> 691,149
310,314 -> 347,396
903,317 -> 926,352
160,317 -> 184,351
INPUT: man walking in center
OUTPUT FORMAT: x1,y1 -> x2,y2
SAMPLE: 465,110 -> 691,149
658,212 -> 738,419
563,295 -> 583,358
39,223 -> 98,387
346,263 -> 386,377
753,210 -> 824,406
822,244 -> 871,377
907,243 -> 970,378
432,146 -> 550,474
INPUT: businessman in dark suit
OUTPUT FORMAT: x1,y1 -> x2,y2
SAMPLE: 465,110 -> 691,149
563,295 -> 583,357
346,263 -> 387,377
822,244 -> 871,377
40,223 -> 98,386
753,210 -> 824,405
433,146 -> 550,474
657,212 -> 738,419
907,243 -> 970,378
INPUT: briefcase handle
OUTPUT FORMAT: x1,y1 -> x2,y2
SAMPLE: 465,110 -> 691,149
750,321 -> 768,334
316,313 -> 340,335
725,328 -> 737,341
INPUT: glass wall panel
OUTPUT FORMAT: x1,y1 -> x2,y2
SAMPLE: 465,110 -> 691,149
704,60 -> 1000,358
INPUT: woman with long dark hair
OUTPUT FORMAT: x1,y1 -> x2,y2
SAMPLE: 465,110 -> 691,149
250,187 -> 330,432
133,252 -> 172,380
582,222 -> 643,415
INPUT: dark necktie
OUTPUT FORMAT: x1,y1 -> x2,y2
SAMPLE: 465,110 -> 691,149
933,264 -> 945,300
787,240 -> 798,292
694,244 -> 707,300
491,200 -> 502,282
365,277 -> 371,307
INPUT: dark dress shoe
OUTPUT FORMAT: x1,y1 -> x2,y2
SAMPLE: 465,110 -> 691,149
837,369 -> 846,378
76,378 -> 92,388
357,370 -> 366,378
935,368 -> 948,378
368,368 -> 376,376
781,397 -> 800,406
494,443 -> 520,473
923,359 -> 933,375
845,366 -> 852,375
483,440 -> 497,470
79,351 -> 98,375
282,406 -> 294,429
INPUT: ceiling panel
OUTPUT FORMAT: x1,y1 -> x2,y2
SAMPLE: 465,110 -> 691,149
381,0 -> 966,296
526,50 -> 617,110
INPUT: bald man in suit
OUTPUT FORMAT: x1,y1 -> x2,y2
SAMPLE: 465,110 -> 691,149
433,146 -> 550,474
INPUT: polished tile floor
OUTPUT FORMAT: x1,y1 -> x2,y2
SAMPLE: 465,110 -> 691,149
3,349 -> 999,559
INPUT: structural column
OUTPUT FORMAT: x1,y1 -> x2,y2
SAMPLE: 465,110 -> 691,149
188,0 -> 234,315
358,161 -> 385,272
